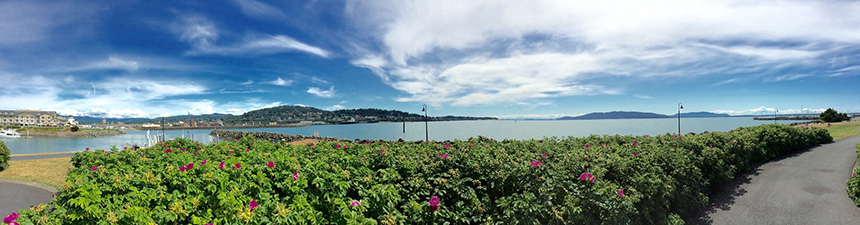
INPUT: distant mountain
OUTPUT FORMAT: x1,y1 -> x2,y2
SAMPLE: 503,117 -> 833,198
672,112 -> 731,118
71,113 -> 232,124
557,111 -> 731,120
71,116 -> 151,123
224,105 -> 497,125
557,111 -> 668,120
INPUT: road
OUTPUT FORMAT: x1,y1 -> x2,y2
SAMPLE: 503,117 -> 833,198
692,135 -> 860,224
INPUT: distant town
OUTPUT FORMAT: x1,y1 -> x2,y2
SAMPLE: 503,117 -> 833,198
1,106 -> 497,130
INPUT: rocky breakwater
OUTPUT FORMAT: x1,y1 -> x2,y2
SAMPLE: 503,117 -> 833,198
26,129 -> 126,138
209,130 -> 347,143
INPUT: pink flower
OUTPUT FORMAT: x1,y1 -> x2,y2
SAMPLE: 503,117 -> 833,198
292,172 -> 299,181
585,145 -> 590,149
618,190 -> 624,197
232,163 -> 242,169
249,199 -> 258,211
379,148 -> 386,153
181,148 -> 186,151
362,158 -> 366,161
530,160 -> 543,167
180,165 -> 186,172
444,143 -> 450,148
186,162 -> 194,170
633,152 -> 638,156
165,149 -> 172,153
309,143 -> 314,147
441,153 -> 449,159
351,200 -> 362,207
267,161 -> 274,168
579,172 -> 595,183
91,166 -> 98,171
86,148 -> 89,150
4,212 -> 19,223
229,150 -> 234,154
219,161 -> 225,169
200,160 -> 207,165
246,148 -> 250,152
632,142 -> 638,146
541,154 -> 547,158
335,144 -> 341,148
429,196 -> 440,212
291,152 -> 296,156
193,154 -> 198,157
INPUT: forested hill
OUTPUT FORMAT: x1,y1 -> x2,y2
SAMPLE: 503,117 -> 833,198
223,105 -> 496,125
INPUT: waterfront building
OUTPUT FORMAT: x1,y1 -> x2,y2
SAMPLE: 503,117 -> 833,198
0,110 -> 74,127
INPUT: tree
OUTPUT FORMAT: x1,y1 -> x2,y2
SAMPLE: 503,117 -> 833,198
820,108 -> 850,122
70,126 -> 80,132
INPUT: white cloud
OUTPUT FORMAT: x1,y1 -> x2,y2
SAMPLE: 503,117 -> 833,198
345,0 -> 860,107
330,104 -> 345,110
712,106 -> 828,115
0,74 -> 209,118
240,80 -> 254,85
493,113 -> 582,120
307,86 -> 336,98
231,0 -> 285,19
86,56 -> 140,72
269,77 -> 294,86
174,15 -> 328,57
633,94 -> 654,100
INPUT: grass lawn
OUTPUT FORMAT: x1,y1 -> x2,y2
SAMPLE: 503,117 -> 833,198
811,120 -> 860,141
0,157 -> 72,188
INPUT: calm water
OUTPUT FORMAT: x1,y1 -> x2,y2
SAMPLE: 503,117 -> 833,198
3,117 -> 806,154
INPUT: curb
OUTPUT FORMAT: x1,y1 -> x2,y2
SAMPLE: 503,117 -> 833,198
0,179 -> 60,195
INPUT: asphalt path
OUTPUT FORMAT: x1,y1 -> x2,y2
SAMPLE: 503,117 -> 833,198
691,135 -> 860,224
0,179 -> 58,218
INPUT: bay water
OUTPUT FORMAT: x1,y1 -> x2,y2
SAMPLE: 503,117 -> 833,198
3,117 -> 807,154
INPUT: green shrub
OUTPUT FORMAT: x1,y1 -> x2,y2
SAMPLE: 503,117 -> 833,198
7,124 -> 831,224
847,144 -> 860,207
70,126 -> 80,132
0,141 -> 9,171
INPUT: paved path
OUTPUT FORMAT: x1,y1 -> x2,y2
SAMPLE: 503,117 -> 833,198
10,153 -> 76,161
692,135 -> 860,224
0,179 -> 58,217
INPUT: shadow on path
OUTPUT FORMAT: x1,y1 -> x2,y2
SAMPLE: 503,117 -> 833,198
684,146 -> 820,224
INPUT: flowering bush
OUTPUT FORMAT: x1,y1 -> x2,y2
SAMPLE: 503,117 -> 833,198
847,144 -> 860,207
0,141 -> 9,171
5,124 -> 830,224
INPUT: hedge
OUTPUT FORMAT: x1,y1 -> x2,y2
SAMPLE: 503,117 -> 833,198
4,124 -> 831,224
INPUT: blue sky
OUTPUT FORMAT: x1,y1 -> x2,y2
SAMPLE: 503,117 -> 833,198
1,0 -> 858,119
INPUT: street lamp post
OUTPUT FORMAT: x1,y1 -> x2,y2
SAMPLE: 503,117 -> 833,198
774,109 -> 778,124
678,103 -> 683,134
422,104 -> 428,142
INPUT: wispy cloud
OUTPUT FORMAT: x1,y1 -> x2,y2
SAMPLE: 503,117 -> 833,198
0,74 -> 208,118
712,106 -> 827,115
269,77 -> 293,86
633,94 -> 654,100
345,0 -> 860,107
240,80 -> 254,85
307,86 -> 336,98
230,0 -> 285,19
177,16 -> 328,57
713,78 -> 740,86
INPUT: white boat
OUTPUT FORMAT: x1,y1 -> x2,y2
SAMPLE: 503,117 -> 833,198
0,129 -> 21,138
